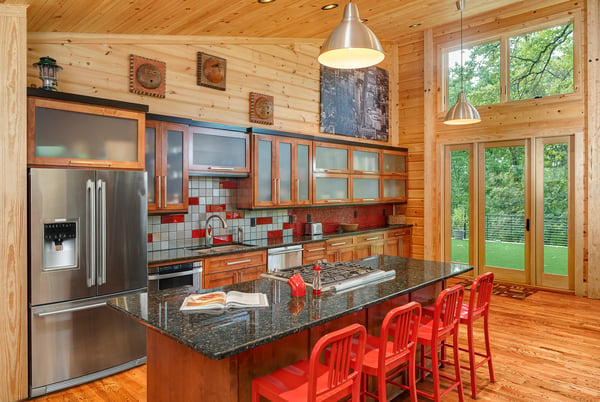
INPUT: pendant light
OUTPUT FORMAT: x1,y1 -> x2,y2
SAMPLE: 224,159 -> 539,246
318,1 -> 385,69
444,0 -> 481,125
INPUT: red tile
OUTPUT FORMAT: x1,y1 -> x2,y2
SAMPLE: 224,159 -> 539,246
214,235 -> 233,244
189,197 -> 199,205
226,211 -> 245,219
268,230 -> 283,239
207,204 -> 226,213
256,217 -> 273,225
161,214 -> 185,224
192,229 -> 205,238
282,222 -> 293,230
148,234 -> 153,243
219,181 -> 238,189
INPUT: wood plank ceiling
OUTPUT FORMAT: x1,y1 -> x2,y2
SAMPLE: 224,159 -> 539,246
6,0 -> 570,41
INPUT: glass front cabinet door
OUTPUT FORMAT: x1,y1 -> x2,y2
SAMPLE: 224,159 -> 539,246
188,126 -> 249,175
382,150 -> 408,202
145,120 -> 188,213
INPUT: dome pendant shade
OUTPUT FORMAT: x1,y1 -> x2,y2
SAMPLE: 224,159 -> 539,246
318,2 -> 385,69
444,92 -> 481,125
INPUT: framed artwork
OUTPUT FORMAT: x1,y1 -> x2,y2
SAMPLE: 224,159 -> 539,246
249,92 -> 274,125
319,65 -> 389,141
129,55 -> 166,98
197,52 -> 226,91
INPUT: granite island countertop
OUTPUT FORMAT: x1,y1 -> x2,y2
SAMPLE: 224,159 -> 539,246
147,224 -> 412,266
110,255 -> 471,360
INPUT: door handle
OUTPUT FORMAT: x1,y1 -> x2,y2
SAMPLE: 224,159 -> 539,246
86,179 -> 96,288
525,218 -> 530,231
97,179 -> 107,286
36,302 -> 107,317
157,176 -> 162,208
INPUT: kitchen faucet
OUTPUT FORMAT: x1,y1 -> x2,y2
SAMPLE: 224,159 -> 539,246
205,214 -> 227,247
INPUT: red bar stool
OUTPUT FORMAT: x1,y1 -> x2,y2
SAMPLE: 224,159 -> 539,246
251,323 -> 367,402
361,301 -> 421,402
416,284 -> 465,402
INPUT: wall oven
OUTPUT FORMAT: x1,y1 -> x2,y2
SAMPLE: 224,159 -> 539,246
148,261 -> 202,291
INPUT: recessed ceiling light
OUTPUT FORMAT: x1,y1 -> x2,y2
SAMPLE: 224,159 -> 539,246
321,4 -> 339,10
258,0 -> 276,3
409,23 -> 422,28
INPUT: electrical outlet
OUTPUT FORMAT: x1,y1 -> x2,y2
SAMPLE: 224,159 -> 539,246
288,215 -> 293,224
383,209 -> 386,216
307,214 -> 311,222
250,218 -> 256,227
354,210 -> 358,218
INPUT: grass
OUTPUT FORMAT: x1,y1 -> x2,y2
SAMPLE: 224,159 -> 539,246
451,239 -> 568,275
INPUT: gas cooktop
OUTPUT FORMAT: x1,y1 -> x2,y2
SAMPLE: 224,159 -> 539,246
262,261 -> 395,292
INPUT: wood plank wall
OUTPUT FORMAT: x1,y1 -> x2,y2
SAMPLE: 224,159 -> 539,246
0,5 -> 28,401
26,34 -> 399,147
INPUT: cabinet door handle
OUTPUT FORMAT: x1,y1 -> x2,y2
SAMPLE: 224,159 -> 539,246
326,199 -> 342,203
164,176 -> 168,204
362,198 -> 376,201
330,242 -> 346,247
208,167 -> 235,171
324,169 -> 343,173
277,178 -> 280,203
226,259 -> 252,266
239,271 -> 244,282
69,160 -> 113,167
366,237 -> 379,241
157,176 -> 162,208
307,247 -> 326,252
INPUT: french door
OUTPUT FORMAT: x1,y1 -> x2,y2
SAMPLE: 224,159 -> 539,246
444,137 -> 573,290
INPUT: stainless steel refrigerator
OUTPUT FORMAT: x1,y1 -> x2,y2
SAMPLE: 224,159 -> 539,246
28,168 -> 148,397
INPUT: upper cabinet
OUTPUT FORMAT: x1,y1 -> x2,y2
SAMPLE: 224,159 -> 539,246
188,125 -> 249,176
381,150 -> 407,202
238,134 -> 312,208
146,120 -> 188,213
313,142 -> 350,174
27,91 -> 147,170
351,146 -> 381,175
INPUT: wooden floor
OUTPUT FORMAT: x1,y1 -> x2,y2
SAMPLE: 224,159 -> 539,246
31,279 -> 600,401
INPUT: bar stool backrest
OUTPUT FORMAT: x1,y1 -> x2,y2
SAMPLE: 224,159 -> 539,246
379,301 -> 421,370
468,272 -> 494,320
308,323 -> 367,401
431,284 -> 464,340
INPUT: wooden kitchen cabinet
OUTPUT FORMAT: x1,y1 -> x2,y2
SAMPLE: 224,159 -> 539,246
27,94 -> 146,170
238,134 -> 312,208
352,175 -> 381,203
146,120 -> 188,213
382,150 -> 407,202
313,142 -> 350,174
303,241 -> 327,265
202,250 -> 266,289
351,146 -> 381,175
384,227 -> 412,258
354,232 -> 385,259
188,125 -> 249,175
325,236 -> 356,263
313,174 -> 351,205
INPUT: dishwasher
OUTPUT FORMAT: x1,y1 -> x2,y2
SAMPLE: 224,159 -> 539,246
267,245 -> 303,272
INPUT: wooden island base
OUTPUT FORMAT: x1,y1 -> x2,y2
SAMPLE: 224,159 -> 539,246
146,284 -> 440,402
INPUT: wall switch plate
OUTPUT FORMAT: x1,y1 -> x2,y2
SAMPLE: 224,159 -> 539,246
250,218 -> 256,227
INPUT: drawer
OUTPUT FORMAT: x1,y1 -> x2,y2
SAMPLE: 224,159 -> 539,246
356,232 -> 385,244
303,241 -> 326,255
203,250 -> 266,274
385,228 -> 412,239
326,236 -> 356,250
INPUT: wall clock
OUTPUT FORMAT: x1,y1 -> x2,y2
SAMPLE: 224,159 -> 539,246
249,92 -> 274,125
129,55 -> 166,98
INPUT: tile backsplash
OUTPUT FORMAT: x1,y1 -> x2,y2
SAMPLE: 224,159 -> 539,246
147,176 -> 396,252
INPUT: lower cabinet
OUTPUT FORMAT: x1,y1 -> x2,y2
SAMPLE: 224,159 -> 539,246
383,228 -> 412,257
202,250 -> 266,289
303,241 -> 327,265
325,236 -> 356,262
354,232 -> 385,259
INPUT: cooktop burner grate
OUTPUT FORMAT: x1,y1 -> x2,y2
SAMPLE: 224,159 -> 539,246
265,261 -> 379,287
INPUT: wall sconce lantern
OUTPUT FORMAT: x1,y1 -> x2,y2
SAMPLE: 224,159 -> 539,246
33,56 -> 63,91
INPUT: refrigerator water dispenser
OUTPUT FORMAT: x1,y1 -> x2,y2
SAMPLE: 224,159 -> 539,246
43,221 -> 78,270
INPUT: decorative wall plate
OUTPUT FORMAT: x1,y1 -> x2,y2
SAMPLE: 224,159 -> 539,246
249,92 -> 274,125
130,55 -> 166,98
198,52 -> 226,91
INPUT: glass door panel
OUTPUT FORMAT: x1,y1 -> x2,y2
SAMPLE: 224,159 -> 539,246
383,152 -> 407,174
447,147 -> 471,266
145,126 -> 157,206
190,131 -> 247,169
315,145 -> 348,172
479,141 -> 529,283
536,137 -> 572,290
257,139 -> 273,203
314,176 -> 348,201
353,177 -> 380,201
383,179 -> 406,201
165,129 -> 184,206
352,149 -> 380,173
297,143 -> 311,203
278,142 -> 292,203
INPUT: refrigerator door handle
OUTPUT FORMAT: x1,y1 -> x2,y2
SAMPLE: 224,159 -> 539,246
97,179 -> 107,286
86,179 -> 96,287
35,302 -> 107,317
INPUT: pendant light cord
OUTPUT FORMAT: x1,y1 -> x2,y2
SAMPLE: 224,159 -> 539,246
460,4 -> 464,92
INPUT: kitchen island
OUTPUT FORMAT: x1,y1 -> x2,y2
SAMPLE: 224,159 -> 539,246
109,255 -> 471,401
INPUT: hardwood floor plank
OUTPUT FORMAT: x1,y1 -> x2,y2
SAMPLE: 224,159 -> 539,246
30,280 -> 600,401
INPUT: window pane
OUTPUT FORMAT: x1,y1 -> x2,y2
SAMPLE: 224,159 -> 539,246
448,41 -> 500,107
509,23 -> 573,101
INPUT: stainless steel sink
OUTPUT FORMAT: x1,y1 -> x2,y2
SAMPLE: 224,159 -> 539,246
189,244 -> 254,254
